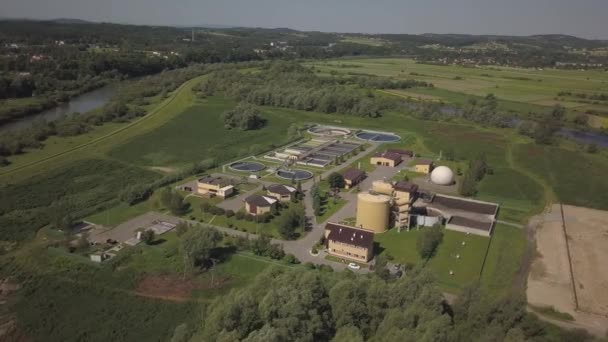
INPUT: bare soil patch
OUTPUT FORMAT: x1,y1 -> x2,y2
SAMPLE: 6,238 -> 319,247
527,204 -> 608,337
135,274 -> 201,302
135,273 -> 232,302
562,205 -> 608,316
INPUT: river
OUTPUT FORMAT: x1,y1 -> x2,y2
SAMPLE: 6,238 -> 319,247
0,84 -> 118,133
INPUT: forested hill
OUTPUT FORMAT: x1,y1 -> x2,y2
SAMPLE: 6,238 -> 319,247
1,19 -> 607,67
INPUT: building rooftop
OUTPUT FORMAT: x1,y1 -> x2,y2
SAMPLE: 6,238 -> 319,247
267,184 -> 296,195
373,151 -> 402,162
197,176 -> 228,186
448,216 -> 494,232
325,223 -> 374,250
245,194 -> 277,207
387,149 -> 414,157
342,168 -> 365,181
432,194 -> 498,216
415,159 -> 434,166
393,181 -> 419,193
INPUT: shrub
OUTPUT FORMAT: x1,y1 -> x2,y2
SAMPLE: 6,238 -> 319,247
283,254 -> 300,264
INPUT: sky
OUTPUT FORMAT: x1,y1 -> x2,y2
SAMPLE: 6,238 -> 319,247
1,0 -> 608,39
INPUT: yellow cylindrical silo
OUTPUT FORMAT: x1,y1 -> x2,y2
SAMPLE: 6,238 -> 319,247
356,192 -> 391,233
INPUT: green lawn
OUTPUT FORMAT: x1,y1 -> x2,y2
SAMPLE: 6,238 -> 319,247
480,224 -> 526,296
376,228 -> 490,293
427,230 -> 490,292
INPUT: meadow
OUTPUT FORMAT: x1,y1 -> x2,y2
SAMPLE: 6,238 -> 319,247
309,58 -> 608,123
0,158 -> 160,241
109,97 -> 294,167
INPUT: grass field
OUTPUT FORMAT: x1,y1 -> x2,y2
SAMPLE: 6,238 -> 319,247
375,228 -> 490,293
477,168 -> 545,222
310,58 -> 608,127
513,143 -> 608,209
480,224 -> 526,296
109,97 -> 295,167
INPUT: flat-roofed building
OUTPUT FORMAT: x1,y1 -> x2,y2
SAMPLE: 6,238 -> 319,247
324,222 -> 374,262
245,195 -> 278,216
446,216 -> 494,237
414,159 -> 434,174
370,151 -> 402,167
343,168 -> 366,189
197,176 -> 235,198
266,184 -> 297,202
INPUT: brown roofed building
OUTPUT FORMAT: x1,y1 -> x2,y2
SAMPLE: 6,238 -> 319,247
197,176 -> 235,198
266,184 -> 297,202
414,159 -> 434,174
244,195 -> 278,216
370,151 -> 402,167
342,168 -> 366,189
324,223 -> 374,262
387,149 -> 414,158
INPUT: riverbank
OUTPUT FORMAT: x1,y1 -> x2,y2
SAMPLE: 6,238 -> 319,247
0,79 -> 111,128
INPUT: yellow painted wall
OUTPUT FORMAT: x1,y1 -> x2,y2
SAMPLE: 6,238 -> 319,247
327,240 -> 371,262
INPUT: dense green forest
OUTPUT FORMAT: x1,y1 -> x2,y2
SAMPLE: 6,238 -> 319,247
196,266 -> 594,341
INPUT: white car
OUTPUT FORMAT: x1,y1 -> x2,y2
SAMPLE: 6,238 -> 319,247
347,262 -> 361,270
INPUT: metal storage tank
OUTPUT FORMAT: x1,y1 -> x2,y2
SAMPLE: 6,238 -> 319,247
356,192 -> 391,233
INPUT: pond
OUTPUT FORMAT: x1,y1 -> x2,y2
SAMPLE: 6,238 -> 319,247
0,84 -> 118,133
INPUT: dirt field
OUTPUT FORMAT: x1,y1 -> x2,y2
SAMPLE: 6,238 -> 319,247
563,205 -> 608,316
527,205 -> 574,314
527,204 -> 608,337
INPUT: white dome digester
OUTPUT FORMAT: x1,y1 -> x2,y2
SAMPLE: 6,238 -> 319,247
430,166 -> 455,185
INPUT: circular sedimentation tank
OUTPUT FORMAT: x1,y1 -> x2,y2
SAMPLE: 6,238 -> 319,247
308,125 -> 351,137
355,131 -> 400,142
355,192 -> 391,233
276,169 -> 313,181
229,161 -> 266,172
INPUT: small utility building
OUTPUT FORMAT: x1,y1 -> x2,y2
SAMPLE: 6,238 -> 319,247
370,151 -> 402,167
342,168 -> 366,189
414,159 -> 434,174
266,184 -> 296,202
324,222 -> 374,263
245,195 -> 278,216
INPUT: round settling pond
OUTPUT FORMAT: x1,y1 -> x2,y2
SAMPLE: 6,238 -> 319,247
276,169 -> 314,181
229,161 -> 266,172
308,126 -> 351,137
356,131 -> 400,142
